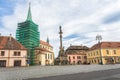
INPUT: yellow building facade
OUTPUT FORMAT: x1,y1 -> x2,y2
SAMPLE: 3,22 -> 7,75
87,42 -> 120,64
35,40 -> 54,65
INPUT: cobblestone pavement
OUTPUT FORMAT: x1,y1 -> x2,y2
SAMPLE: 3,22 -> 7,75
0,64 -> 120,80
24,68 -> 120,80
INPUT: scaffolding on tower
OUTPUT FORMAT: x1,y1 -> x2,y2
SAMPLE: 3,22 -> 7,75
16,3 -> 40,65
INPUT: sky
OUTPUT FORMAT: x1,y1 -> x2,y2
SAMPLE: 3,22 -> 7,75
0,0 -> 120,57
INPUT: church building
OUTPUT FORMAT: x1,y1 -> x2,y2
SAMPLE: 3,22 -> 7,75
35,38 -> 54,65
16,3 -> 40,65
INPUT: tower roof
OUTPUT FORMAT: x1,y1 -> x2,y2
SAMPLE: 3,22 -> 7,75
47,36 -> 49,44
26,3 -> 32,21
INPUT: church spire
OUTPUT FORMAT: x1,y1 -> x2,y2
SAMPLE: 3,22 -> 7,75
47,36 -> 49,44
26,3 -> 32,21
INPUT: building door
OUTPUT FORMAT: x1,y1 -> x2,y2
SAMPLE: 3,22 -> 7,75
105,58 -> 114,64
0,60 -> 6,67
77,60 -> 81,64
14,60 -> 21,67
45,60 -> 50,65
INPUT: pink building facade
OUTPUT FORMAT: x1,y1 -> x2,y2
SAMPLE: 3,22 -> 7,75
67,54 -> 87,64
65,45 -> 89,65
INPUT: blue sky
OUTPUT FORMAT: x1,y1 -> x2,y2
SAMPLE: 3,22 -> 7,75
0,0 -> 14,28
1,0 -> 120,57
0,0 -> 14,16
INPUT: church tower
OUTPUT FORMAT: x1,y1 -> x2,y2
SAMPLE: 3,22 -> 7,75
47,36 -> 49,44
16,3 -> 40,65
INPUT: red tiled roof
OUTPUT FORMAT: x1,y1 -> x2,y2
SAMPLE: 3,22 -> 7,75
35,40 -> 54,54
35,47 -> 53,53
0,36 -> 27,50
65,45 -> 89,55
40,40 -> 53,48
91,42 -> 120,50
67,45 -> 89,50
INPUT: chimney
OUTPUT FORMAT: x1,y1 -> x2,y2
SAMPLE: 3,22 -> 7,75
9,34 -> 12,41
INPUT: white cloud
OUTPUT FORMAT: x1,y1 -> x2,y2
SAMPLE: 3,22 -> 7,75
1,0 -> 120,57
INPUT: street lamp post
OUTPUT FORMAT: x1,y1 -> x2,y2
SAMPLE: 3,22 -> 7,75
96,34 -> 102,65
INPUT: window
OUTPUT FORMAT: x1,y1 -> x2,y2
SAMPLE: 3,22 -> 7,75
48,54 -> 49,59
69,56 -> 70,59
14,52 -> 17,56
1,51 -> 5,56
14,52 -> 21,56
84,56 -> 87,59
43,46 -> 45,48
49,54 -> 51,59
114,50 -> 116,54
94,52 -> 95,56
77,56 -> 81,59
88,53 -> 90,56
73,56 -> 75,59
51,55 -> 52,59
45,54 -> 47,59
96,51 -> 98,55
91,52 -> 92,56
94,60 -> 96,63
18,52 -> 21,56
106,50 -> 109,54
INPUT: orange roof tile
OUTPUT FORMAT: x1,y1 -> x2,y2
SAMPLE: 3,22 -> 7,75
40,40 -> 53,48
0,36 -> 27,50
65,45 -> 89,55
91,42 -> 120,50
35,47 -> 53,53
